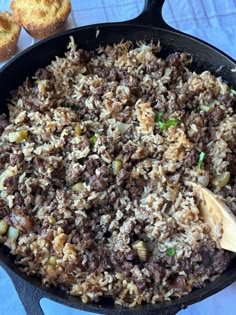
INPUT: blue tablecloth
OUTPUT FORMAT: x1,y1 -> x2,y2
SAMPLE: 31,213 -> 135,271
0,1 -> 236,314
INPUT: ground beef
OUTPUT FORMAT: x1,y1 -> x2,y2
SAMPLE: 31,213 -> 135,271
3,175 -> 19,194
107,68 -> 118,82
0,115 -> 8,135
34,156 -> 44,167
0,40 -> 235,308
65,163 -> 83,186
110,250 -> 128,269
195,246 -> 232,277
19,178 -> 42,196
76,98 -> 101,120
211,106 -> 225,125
93,66 -> 110,78
0,144 -> 11,168
212,250 -> 232,273
85,158 -> 100,175
218,94 -> 235,109
0,199 -> 9,219
127,177 -> 146,198
122,142 -> 136,163
116,68 -> 128,80
145,62 -> 161,73
89,165 -> 111,192
13,192 -> 24,207
24,194 -> 34,207
35,68 -> 52,80
171,275 -> 187,292
77,49 -> 91,63
66,49 -> 91,65
153,99 -> 168,112
11,209 -> 34,232
232,184 -> 236,196
10,152 -> 24,166
49,162 -> 65,181
184,150 -> 199,167
177,259 -> 194,273
146,263 -> 166,285
120,75 -> 139,92
116,169 -> 130,186
227,154 -> 236,175
166,53 -> 182,67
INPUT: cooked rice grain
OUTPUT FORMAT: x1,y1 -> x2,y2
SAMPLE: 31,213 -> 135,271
0,38 -> 235,306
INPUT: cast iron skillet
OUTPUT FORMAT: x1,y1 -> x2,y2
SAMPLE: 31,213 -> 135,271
0,1 -> 236,314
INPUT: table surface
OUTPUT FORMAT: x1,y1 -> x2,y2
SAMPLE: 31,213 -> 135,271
0,1 -> 236,314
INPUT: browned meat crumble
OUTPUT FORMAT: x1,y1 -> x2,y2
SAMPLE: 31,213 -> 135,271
0,38 -> 235,306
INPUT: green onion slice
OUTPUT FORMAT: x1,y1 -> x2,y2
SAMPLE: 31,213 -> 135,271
166,248 -> 176,257
156,112 -> 163,122
156,112 -> 179,131
159,118 -> 179,130
197,152 -> 205,169
229,88 -> 236,96
90,135 -> 97,145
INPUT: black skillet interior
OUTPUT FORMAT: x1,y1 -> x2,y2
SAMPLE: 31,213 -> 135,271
0,1 -> 236,315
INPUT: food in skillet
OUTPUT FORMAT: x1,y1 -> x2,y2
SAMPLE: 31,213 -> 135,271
0,38 -> 235,306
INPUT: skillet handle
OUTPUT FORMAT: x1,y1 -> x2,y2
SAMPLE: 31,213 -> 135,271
0,262 -> 45,315
128,0 -> 175,30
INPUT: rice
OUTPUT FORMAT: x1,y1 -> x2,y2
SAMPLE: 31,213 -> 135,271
0,37 -> 235,306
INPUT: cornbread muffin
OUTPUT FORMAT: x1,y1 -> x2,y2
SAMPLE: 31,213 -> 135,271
10,0 -> 71,39
0,12 -> 21,61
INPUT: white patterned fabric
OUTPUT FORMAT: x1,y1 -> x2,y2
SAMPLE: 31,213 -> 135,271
0,0 -> 235,314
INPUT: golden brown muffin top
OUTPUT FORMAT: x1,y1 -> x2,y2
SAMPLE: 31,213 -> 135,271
0,12 -> 21,45
10,0 -> 71,27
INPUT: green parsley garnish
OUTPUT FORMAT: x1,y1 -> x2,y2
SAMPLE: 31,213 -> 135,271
159,118 -> 179,130
229,87 -> 236,96
166,248 -> 176,257
90,135 -> 97,145
156,112 -> 179,131
197,152 -> 205,169
156,112 -> 163,123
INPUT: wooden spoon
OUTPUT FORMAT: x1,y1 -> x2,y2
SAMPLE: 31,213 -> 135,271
186,181 -> 236,252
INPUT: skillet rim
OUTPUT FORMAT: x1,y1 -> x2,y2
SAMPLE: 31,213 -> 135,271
0,21 -> 236,315
0,22 -> 235,75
